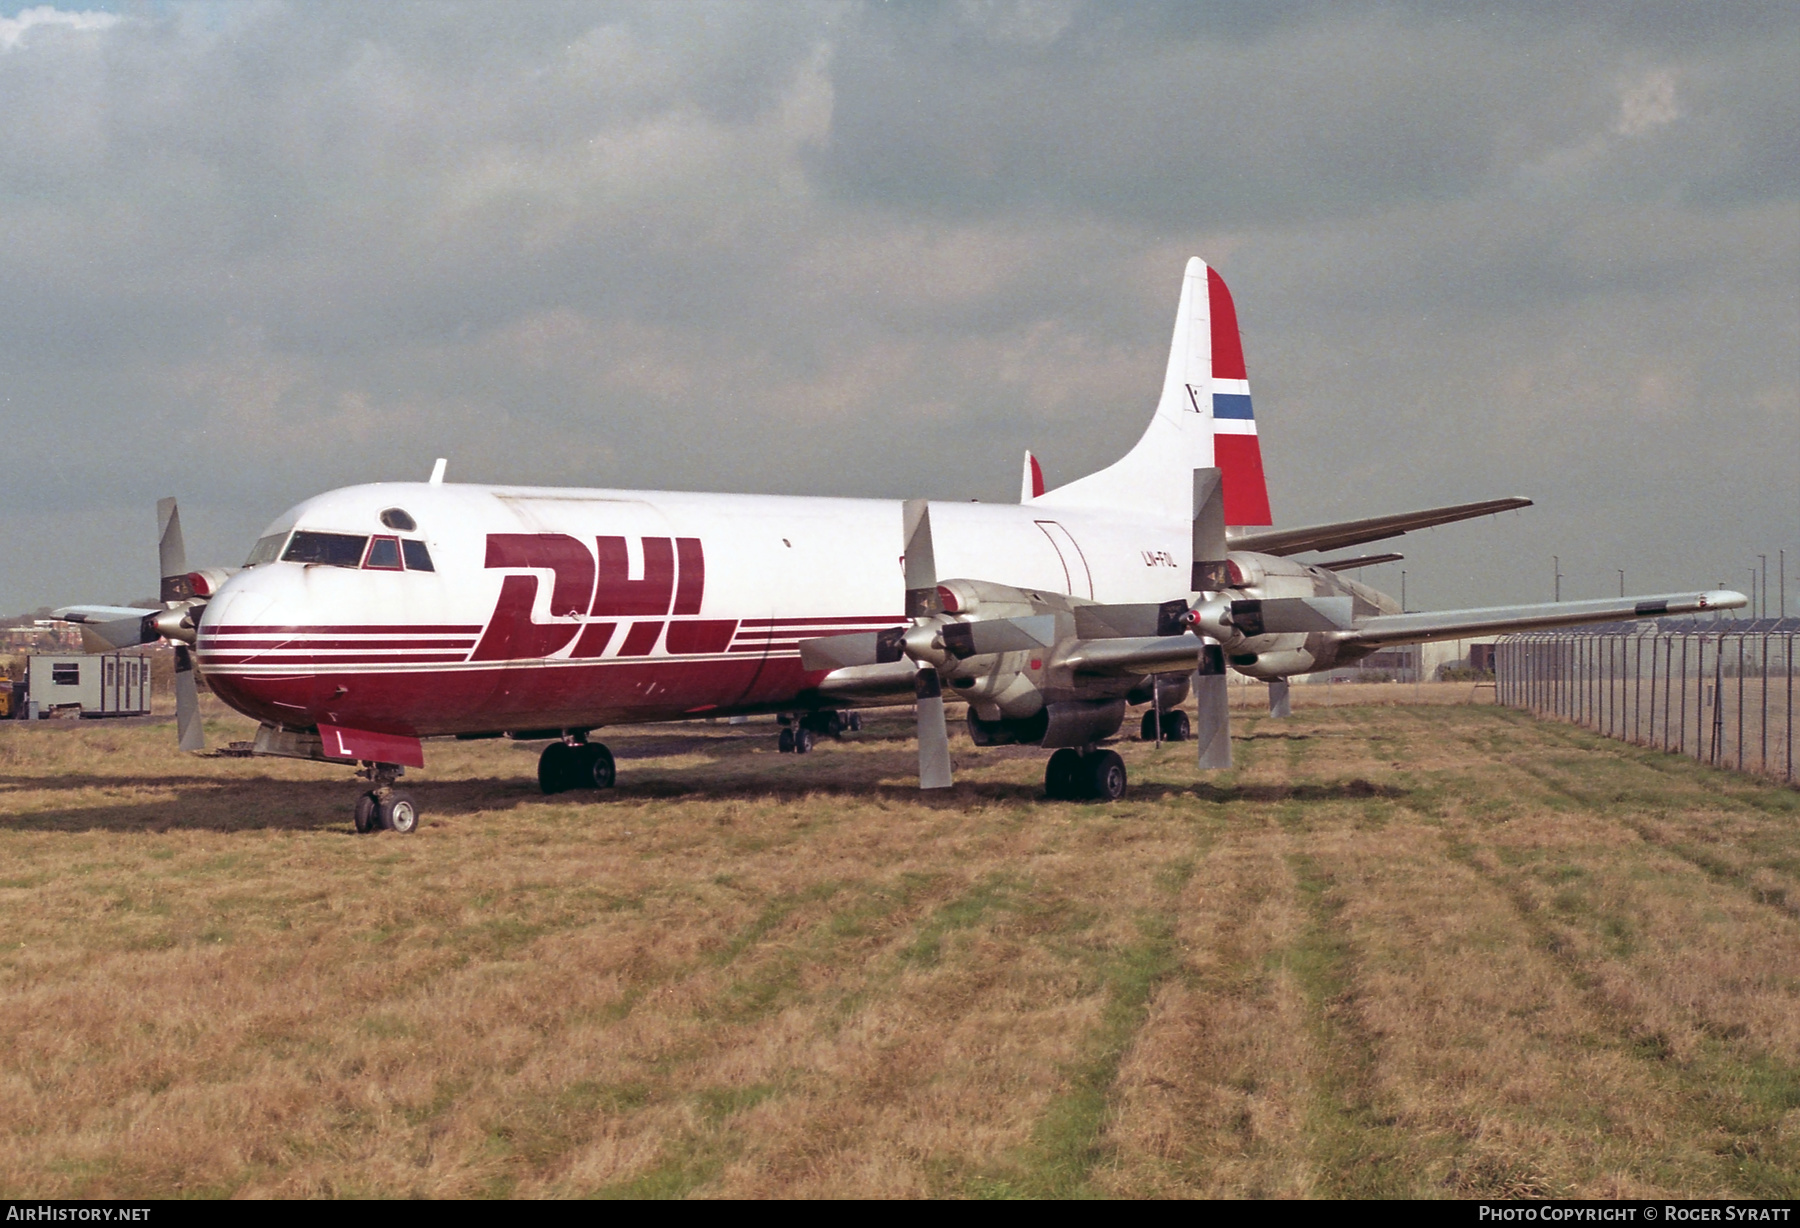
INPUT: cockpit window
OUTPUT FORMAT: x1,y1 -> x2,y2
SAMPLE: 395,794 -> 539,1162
244,532 -> 289,567
364,536 -> 403,570
380,507 -> 417,532
401,540 -> 435,572
283,531 -> 369,568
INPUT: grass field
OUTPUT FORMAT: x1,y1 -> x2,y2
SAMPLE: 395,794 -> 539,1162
1,690 -> 1797,1198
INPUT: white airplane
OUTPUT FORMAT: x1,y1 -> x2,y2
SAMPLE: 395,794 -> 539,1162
55,258 -> 1745,832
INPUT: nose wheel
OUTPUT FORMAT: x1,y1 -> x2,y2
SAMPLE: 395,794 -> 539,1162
1044,748 -> 1128,801
352,763 -> 419,833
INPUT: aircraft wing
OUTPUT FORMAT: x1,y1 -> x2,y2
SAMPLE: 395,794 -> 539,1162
1345,590 -> 1744,647
1227,496 -> 1532,557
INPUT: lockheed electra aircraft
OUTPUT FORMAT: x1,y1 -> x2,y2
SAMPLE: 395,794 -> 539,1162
55,258 -> 1743,831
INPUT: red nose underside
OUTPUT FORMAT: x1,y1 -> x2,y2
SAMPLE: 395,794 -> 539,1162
204,654 -> 829,738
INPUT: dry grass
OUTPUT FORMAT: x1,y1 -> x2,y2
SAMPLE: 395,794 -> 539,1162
0,693 -> 1796,1198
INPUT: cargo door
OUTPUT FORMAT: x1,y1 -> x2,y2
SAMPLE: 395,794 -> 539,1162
1034,521 -> 1094,599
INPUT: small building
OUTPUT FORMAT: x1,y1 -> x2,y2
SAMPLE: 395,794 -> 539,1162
23,653 -> 152,718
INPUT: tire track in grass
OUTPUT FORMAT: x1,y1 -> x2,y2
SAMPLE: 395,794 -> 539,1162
1439,830 -> 1800,1197
959,858 -> 1198,1198
1283,850 -> 1412,1198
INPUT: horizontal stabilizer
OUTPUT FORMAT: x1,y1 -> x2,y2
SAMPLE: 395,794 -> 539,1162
1348,589 -> 1746,647
1314,552 -> 1403,572
1229,497 -> 1531,557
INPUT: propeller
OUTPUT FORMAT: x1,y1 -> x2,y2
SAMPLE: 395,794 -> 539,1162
1190,469 -> 1233,770
158,498 -> 206,752
903,500 -> 953,790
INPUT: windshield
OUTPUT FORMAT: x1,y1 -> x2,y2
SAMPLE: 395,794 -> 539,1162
244,532 -> 289,567
282,531 -> 369,568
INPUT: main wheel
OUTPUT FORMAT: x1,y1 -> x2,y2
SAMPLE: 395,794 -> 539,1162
380,791 -> 419,834
792,726 -> 814,754
1140,710 -> 1159,741
1045,748 -> 1083,800
538,742 -> 575,793
574,743 -> 616,789
1161,710 -> 1191,742
353,790 -> 380,834
778,727 -> 795,753
1085,750 -> 1128,801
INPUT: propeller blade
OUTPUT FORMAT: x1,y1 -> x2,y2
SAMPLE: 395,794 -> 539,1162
157,497 -> 195,603
902,499 -> 940,616
1190,468 -> 1228,592
1194,643 -> 1231,770
800,632 -> 882,671
940,614 -> 1058,659
173,645 -> 205,751
914,668 -> 953,789
51,606 -> 160,652
1230,596 -> 1354,635
1074,599 -> 1191,640
1269,677 -> 1292,718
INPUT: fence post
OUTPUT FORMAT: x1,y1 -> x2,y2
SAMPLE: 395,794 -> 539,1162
1670,630 -> 1684,756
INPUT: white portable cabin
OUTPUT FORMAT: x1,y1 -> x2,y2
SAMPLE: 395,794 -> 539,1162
26,653 -> 153,717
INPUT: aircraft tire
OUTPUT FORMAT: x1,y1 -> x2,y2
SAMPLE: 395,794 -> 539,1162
1085,750 -> 1127,802
778,728 -> 795,753
1044,748 -> 1083,800
353,790 -> 380,834
538,742 -> 575,793
380,791 -> 419,834
575,743 -> 616,790
792,727 -> 814,754
1161,711 -> 1190,742
1139,710 -> 1159,741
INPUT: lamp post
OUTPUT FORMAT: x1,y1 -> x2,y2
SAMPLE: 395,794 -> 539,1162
1554,556 -> 1561,603
1618,569 -> 1625,599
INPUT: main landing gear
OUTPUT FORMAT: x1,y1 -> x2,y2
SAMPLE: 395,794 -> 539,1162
1139,709 -> 1190,742
352,762 -> 418,834
538,737 -> 617,794
1044,748 -> 1128,802
777,710 -> 861,754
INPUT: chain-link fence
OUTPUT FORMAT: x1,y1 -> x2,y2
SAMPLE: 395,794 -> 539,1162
1496,618 -> 1797,784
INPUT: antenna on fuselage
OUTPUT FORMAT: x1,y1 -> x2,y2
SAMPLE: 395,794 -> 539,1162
428,458 -> 447,485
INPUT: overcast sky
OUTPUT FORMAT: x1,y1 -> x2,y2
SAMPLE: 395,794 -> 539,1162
2,1 -> 1794,614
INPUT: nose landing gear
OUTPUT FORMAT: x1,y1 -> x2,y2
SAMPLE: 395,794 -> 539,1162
352,762 -> 418,834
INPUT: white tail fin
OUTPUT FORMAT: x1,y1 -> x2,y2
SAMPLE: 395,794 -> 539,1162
1037,257 -> 1271,526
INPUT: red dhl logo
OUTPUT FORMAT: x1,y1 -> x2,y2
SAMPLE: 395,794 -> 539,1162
471,534 -> 734,660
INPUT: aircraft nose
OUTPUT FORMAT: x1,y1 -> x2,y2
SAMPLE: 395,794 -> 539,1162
195,567 -> 328,728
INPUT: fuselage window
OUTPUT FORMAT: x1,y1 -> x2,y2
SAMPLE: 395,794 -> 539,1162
282,531 -> 369,568
364,536 -> 403,571
401,540 -> 435,572
244,532 -> 290,567
380,508 -> 417,532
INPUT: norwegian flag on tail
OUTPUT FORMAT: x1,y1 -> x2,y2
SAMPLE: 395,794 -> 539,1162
1205,267 -> 1271,526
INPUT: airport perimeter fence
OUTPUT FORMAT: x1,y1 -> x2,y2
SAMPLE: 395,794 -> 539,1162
1495,617 -> 1797,785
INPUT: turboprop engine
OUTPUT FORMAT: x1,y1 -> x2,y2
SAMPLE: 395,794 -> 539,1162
798,500 -> 1200,788
49,498 -> 231,751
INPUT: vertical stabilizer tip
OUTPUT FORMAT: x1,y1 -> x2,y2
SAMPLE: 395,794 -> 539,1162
429,458 -> 447,485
